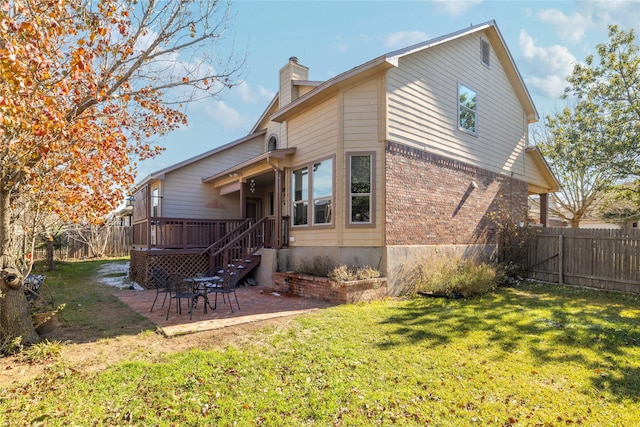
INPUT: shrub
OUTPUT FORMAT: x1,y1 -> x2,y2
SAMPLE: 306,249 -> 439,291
328,264 -> 381,282
20,339 -> 63,363
1,336 -> 24,356
416,257 -> 496,298
494,261 -> 525,287
293,256 -> 331,277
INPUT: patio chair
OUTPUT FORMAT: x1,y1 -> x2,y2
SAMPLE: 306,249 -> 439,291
23,274 -> 46,301
149,268 -> 172,312
208,270 -> 241,313
166,278 -> 206,320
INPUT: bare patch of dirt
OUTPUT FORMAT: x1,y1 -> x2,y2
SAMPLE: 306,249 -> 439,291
1,260 -> 300,388
1,316 -> 294,387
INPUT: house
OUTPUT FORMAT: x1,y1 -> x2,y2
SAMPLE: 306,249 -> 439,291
129,20 -> 560,296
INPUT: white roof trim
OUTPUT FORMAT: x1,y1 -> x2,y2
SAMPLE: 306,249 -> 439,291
249,95 -> 279,135
271,20 -> 538,124
385,21 -> 494,61
134,129 -> 267,188
202,147 -> 296,183
271,55 -> 393,122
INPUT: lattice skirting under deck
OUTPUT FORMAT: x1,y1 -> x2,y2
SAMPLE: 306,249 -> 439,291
129,249 -> 210,288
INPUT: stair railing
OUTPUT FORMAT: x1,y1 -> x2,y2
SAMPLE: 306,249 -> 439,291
201,218 -> 254,257
208,217 -> 267,269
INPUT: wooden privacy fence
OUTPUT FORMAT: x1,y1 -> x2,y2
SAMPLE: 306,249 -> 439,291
32,226 -> 132,260
526,227 -> 640,294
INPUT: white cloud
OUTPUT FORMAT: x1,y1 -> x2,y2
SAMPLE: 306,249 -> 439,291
526,75 -> 570,99
586,0 -> 640,29
383,31 -> 428,48
432,0 -> 484,16
203,101 -> 249,131
234,82 -> 258,104
535,1 -> 640,43
257,85 -> 276,100
230,81 -> 276,105
519,30 -> 577,98
536,9 -> 591,43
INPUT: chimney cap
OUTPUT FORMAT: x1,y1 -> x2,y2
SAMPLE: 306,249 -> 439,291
289,56 -> 299,64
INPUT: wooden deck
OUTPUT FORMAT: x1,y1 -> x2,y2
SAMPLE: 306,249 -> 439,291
129,216 -> 289,288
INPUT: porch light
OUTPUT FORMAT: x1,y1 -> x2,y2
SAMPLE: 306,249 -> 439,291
249,179 -> 256,193
125,195 -> 135,207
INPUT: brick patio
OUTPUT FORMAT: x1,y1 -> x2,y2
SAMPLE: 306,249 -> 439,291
114,284 -> 335,336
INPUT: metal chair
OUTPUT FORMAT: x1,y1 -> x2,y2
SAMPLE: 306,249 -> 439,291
23,274 -> 46,301
208,270 -> 241,313
166,278 -> 205,320
149,268 -> 171,312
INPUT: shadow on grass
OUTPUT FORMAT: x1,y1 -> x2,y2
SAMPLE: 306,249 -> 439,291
32,259 -> 157,345
377,283 -> 640,401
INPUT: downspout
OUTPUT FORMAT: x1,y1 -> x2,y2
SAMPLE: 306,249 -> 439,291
266,156 -> 284,249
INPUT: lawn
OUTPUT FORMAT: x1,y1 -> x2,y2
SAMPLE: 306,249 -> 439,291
1,260 -> 639,426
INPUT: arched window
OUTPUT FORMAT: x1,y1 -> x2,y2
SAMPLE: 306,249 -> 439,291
267,135 -> 277,151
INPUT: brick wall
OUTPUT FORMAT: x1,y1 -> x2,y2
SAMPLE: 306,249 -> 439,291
385,141 -> 528,246
273,272 -> 387,303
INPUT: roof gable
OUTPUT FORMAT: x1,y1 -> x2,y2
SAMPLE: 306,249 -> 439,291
271,20 -> 538,124
135,129 -> 266,187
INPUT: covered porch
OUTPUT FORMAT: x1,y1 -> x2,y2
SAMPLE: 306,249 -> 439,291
129,148 -> 296,287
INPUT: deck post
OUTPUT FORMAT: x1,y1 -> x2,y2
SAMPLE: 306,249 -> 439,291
539,193 -> 548,227
275,169 -> 283,249
240,181 -> 246,219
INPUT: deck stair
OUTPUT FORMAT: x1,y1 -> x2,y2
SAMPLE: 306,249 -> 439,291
202,217 -> 267,284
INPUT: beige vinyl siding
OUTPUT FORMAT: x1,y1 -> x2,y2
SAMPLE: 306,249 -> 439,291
523,152 -> 555,192
387,31 -> 530,179
288,96 -> 339,164
342,78 -> 385,247
265,122 -> 284,150
160,138 -> 264,219
287,96 -> 339,246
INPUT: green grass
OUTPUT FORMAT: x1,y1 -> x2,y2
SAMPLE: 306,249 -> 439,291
2,261 -> 640,425
30,259 -> 156,339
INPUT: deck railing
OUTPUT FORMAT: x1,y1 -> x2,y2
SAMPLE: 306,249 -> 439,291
132,216 -> 289,250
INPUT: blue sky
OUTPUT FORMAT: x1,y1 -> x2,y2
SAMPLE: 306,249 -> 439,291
135,0 -> 640,180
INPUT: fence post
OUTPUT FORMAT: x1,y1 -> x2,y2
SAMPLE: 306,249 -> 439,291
558,233 -> 564,284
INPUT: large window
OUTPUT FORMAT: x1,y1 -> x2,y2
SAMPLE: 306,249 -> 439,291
292,157 -> 333,226
349,153 -> 373,225
458,83 -> 477,134
292,167 -> 308,225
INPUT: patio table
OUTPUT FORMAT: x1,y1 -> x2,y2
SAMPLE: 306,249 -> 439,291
184,276 -> 224,310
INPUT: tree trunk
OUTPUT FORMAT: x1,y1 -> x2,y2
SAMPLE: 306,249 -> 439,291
0,191 -> 39,346
570,216 -> 581,228
46,237 -> 55,271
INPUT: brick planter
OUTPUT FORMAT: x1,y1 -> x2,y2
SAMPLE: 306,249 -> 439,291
273,272 -> 387,303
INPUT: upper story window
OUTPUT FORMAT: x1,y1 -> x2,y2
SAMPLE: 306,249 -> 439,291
481,38 -> 490,67
458,83 -> 477,135
267,135 -> 278,151
292,157 -> 334,227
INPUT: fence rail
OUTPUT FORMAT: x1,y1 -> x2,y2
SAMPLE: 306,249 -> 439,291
526,227 -> 640,294
32,226 -> 132,260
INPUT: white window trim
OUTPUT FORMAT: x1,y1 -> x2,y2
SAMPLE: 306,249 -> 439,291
291,156 -> 335,228
457,81 -> 478,136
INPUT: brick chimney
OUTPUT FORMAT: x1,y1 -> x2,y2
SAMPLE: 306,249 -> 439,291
279,56 -> 309,108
